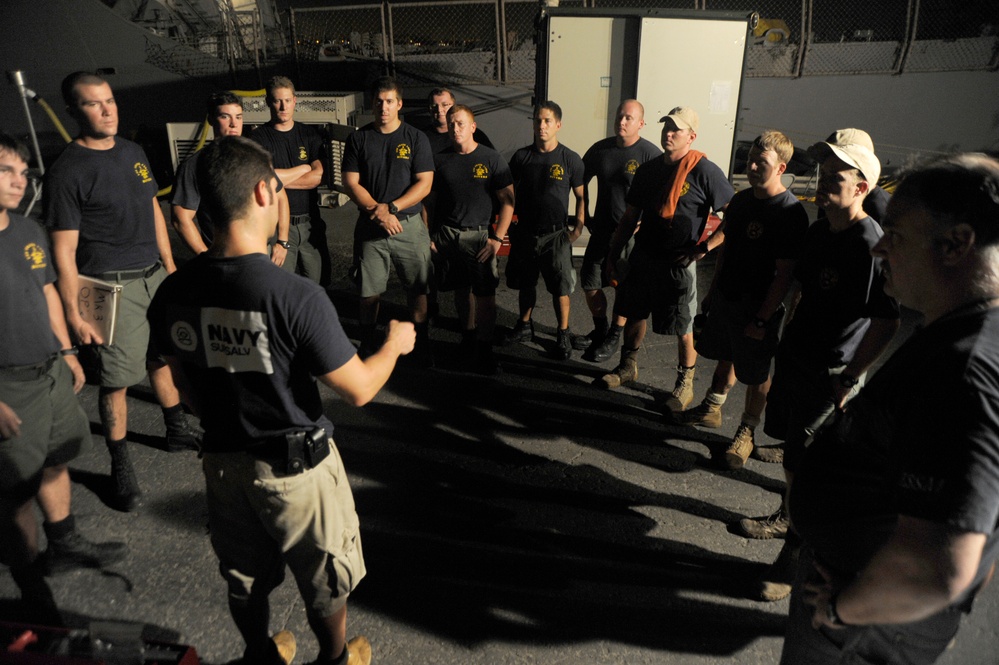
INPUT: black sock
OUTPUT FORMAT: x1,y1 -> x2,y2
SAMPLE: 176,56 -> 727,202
106,437 -> 127,450
330,646 -> 349,665
162,403 -> 184,420
43,514 -> 75,543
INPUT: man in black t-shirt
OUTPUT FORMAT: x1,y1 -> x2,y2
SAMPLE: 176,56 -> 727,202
424,87 -> 494,155
46,71 -> 199,513
753,130 -> 899,604
600,107 -> 733,411
578,99 -> 662,362
677,131 -> 808,470
343,77 -> 435,363
431,105 -> 514,374
172,91 -> 290,262
780,154 -> 999,665
150,136 -> 413,665
505,100 -> 586,361
1,133 -> 125,625
251,76 -> 328,284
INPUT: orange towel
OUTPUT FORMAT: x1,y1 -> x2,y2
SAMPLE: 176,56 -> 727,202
658,150 -> 705,220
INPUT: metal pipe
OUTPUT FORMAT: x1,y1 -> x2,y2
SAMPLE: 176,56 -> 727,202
7,70 -> 45,175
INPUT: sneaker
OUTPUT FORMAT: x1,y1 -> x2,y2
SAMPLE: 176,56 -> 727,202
735,506 -> 789,540
751,444 -> 784,464
554,327 -> 573,361
600,350 -> 638,389
662,366 -> 696,413
165,414 -> 202,452
44,531 -> 128,574
272,630 -> 296,665
108,443 -> 143,512
758,542 -> 799,602
671,399 -> 722,428
588,325 -> 622,363
347,636 -> 372,665
504,320 -> 534,345
722,424 -> 755,470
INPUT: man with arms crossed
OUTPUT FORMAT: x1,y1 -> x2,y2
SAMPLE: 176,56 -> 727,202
505,100 -> 585,360
600,107 -> 733,412
251,76 -> 328,283
676,131 -> 808,469
577,99 -> 661,361
46,71 -> 198,512
149,136 -> 413,665
1,132 -> 125,625
343,76 -> 434,362
780,153 -> 999,665
431,105 -> 514,374
171,91 -> 291,263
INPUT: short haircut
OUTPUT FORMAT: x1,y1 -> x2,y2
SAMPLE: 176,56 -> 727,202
752,130 -> 794,165
535,100 -> 562,122
429,87 -> 455,104
370,76 -> 402,100
894,153 -> 999,248
207,91 -> 243,118
61,71 -> 109,107
196,136 -> 276,229
265,76 -> 295,102
0,132 -> 31,163
447,104 -> 475,122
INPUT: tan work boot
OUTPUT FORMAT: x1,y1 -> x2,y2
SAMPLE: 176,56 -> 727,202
672,397 -> 722,427
722,424 -> 755,470
735,505 -> 789,540
758,541 -> 799,602
272,630 -> 297,665
600,348 -> 639,389
662,366 -> 695,413
347,635 -> 372,665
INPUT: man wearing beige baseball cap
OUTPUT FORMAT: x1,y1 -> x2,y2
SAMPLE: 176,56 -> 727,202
815,128 -> 891,222
751,129 -> 900,602
599,106 -> 733,409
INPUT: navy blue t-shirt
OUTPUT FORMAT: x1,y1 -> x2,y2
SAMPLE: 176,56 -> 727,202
148,253 -> 356,452
432,145 -> 512,229
716,188 -> 809,302
792,306 -> 999,602
509,142 -> 584,231
44,138 -> 160,274
342,122 -> 434,218
582,136 -> 661,232
781,217 -> 899,369
250,123 -> 325,216
625,155 -> 734,254
0,214 -> 60,366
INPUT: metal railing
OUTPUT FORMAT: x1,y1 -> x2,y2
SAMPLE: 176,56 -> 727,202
287,0 -> 998,87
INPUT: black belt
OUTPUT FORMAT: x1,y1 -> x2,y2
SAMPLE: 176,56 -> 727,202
530,223 -> 567,236
95,262 -> 161,282
0,356 -> 57,381
446,224 -> 490,232
248,426 -> 330,475
290,214 -> 311,225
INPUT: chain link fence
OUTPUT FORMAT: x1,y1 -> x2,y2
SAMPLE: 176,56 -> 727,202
387,1 -> 501,85
287,0 -> 998,88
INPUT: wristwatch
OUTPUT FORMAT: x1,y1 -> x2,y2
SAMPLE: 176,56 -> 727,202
275,239 -> 291,250
60,347 -> 80,357
826,593 -> 847,626
387,202 -> 399,215
838,373 -> 859,388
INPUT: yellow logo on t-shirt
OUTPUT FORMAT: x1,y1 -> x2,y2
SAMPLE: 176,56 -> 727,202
298,146 -> 308,161
472,163 -> 489,179
396,144 -> 412,160
680,182 -> 691,196
549,164 -> 564,180
134,162 -> 152,184
625,159 -> 639,175
747,220 -> 764,240
24,243 -> 46,269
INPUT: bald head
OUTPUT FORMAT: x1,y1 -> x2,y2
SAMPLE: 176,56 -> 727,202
614,99 -> 646,146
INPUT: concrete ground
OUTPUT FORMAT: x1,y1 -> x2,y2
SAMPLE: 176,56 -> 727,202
2,203 -> 997,665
